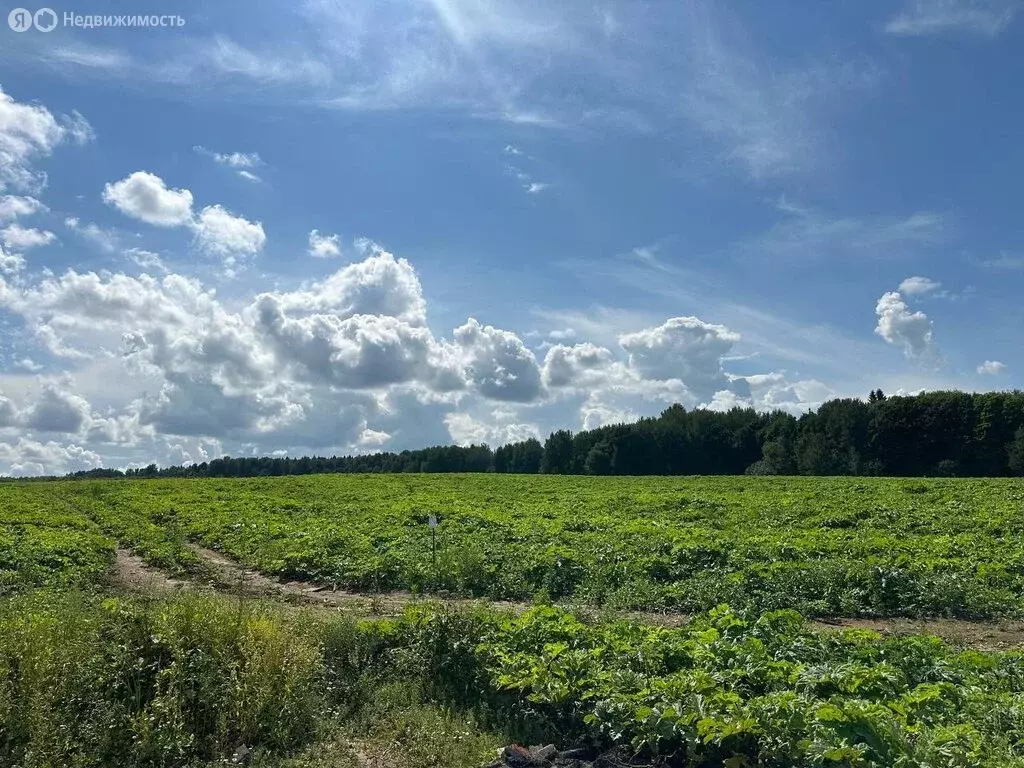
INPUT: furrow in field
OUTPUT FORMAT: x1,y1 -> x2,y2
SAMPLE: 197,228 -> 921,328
110,544 -> 1024,649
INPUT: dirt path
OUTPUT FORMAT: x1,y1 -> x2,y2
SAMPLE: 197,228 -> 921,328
110,549 -> 189,592
192,544 -> 344,600
810,616 -> 1024,651
110,546 -> 1024,650
111,544 -> 525,616
192,543 -> 528,613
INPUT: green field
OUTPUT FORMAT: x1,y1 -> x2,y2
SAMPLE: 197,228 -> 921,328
13,473 -> 1024,617
0,483 -> 115,592
3,474 -> 1024,767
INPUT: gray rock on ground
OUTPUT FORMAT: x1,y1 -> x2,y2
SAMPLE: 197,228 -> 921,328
483,743 -> 595,768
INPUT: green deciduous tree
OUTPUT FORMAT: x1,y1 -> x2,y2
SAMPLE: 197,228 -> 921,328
1009,427 -> 1024,477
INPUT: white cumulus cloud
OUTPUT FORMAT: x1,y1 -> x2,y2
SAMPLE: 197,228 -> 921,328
275,249 -> 427,324
898,276 -> 942,295
192,204 -> 266,260
542,342 -> 616,388
0,86 -> 93,193
1,224 -> 56,251
0,236 -> 944,475
102,171 -> 265,271
308,229 -> 342,258
103,171 -> 194,226
453,318 -> 543,402
874,291 -> 937,360
0,245 -> 25,275
619,316 -> 742,402
0,438 -> 102,476
977,360 -> 1006,375
444,412 -> 540,447
0,195 -> 45,222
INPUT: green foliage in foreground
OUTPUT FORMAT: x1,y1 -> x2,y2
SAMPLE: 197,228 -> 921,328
1,592 -> 1023,767
1,595 -> 322,766
469,605 -> 1024,766
56,474 -> 1024,617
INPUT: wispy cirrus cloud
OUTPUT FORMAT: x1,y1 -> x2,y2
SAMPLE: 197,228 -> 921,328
10,2 -> 877,180
731,201 -> 949,264
124,248 -> 168,274
65,217 -> 119,253
885,0 -> 1018,37
665,6 -> 882,178
549,199 -> 955,386
972,252 -> 1024,270
194,146 -> 262,169
28,36 -> 331,94
505,158 -> 550,195
195,145 -> 265,182
551,246 -> 888,378
39,43 -> 133,71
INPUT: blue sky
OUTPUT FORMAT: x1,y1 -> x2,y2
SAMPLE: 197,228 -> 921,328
0,0 -> 1021,473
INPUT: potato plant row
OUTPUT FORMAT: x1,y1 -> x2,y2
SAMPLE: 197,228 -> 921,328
53,474 -> 1024,618
0,483 -> 114,593
460,604 -> 1024,766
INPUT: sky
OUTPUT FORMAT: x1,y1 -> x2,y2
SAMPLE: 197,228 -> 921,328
0,0 -> 1021,475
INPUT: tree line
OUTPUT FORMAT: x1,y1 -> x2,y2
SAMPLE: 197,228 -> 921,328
43,389 -> 1024,481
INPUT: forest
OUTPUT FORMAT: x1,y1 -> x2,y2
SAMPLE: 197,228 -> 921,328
52,389 -> 1024,480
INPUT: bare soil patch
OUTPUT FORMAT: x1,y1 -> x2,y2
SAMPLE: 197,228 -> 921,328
110,549 -> 189,593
